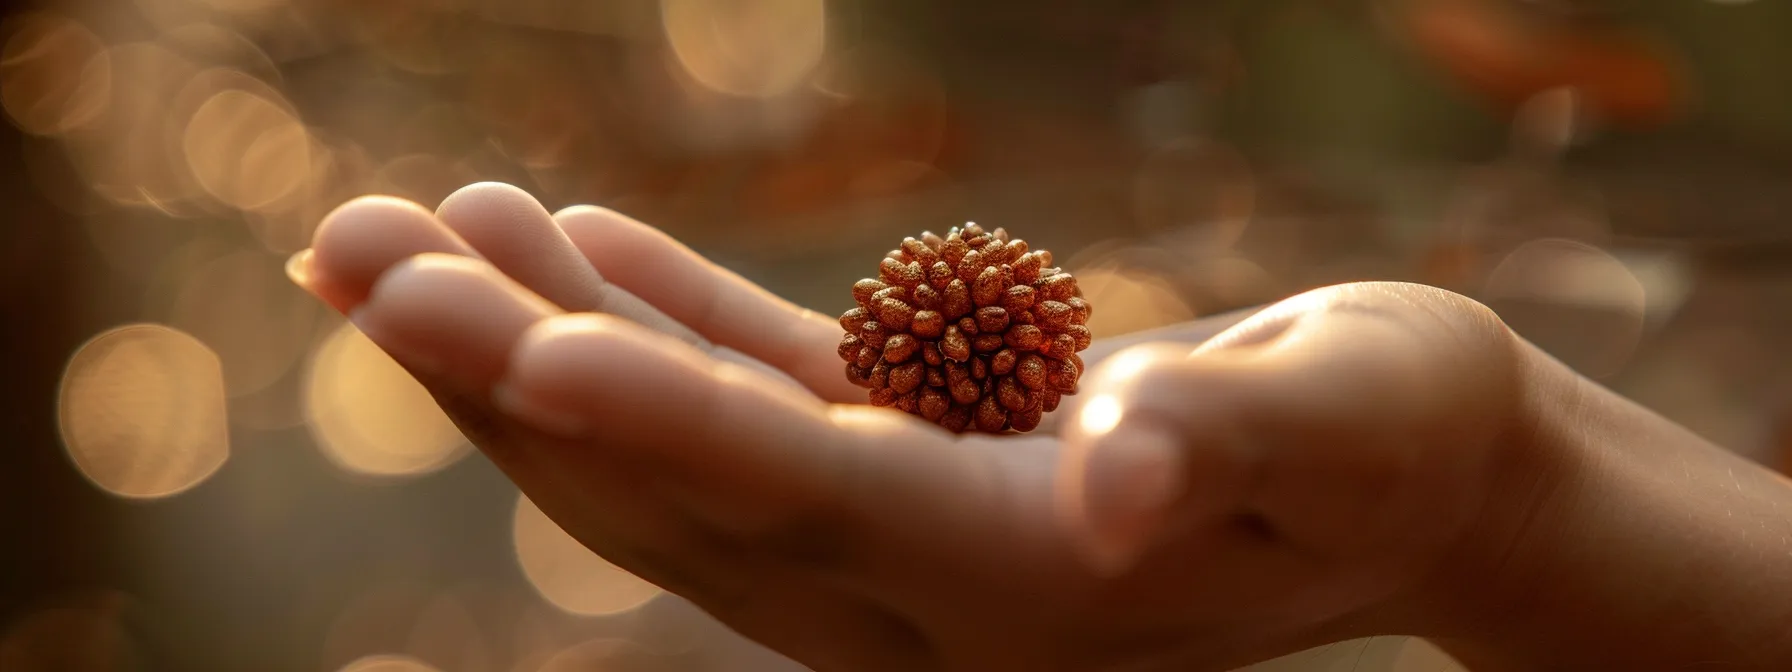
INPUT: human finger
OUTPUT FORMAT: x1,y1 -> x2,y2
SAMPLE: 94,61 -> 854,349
554,205 -> 863,403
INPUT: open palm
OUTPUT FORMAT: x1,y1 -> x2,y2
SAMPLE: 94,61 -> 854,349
292,183 -> 1525,672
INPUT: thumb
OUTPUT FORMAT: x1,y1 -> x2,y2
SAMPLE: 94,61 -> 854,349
1055,283 -> 1520,576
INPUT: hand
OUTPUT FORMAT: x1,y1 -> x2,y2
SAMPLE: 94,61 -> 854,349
288,182 -> 1787,671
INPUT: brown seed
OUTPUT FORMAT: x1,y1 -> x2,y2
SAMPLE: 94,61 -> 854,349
1036,249 -> 1053,266
1001,285 -> 1035,313
942,279 -> 972,319
1012,253 -> 1043,284
972,265 -> 1008,307
1010,405 -> 1043,432
973,333 -> 1005,353
853,279 -> 887,309
1012,309 -> 1036,326
854,345 -> 881,369
840,307 -> 871,333
869,387 -> 898,407
921,231 -> 945,250
970,356 -> 988,380
974,396 -> 1007,432
997,376 -> 1028,412
1016,354 -> 1047,389
991,348 -> 1017,376
1037,300 -> 1073,331
870,362 -> 890,388
991,226 -> 1008,242
860,321 -> 889,348
895,391 -> 920,413
1038,273 -> 1077,301
942,326 -> 971,362
1005,324 -> 1044,350
845,363 -> 873,388
911,310 -> 944,339
919,386 -> 949,421
928,261 -> 954,288
926,367 -> 945,387
956,316 -> 979,336
979,240 -> 1009,265
974,306 -> 1009,333
957,250 -> 985,283
922,341 -> 944,366
875,298 -> 915,331
946,362 -> 980,404
1047,333 -> 1077,359
890,361 -> 925,394
878,257 -> 906,285
1068,352 -> 1085,376
1050,358 -> 1079,393
1042,390 -> 1062,412
1065,324 -> 1093,351
838,334 -> 863,362
887,249 -> 906,262
1007,239 -> 1029,257
872,285 -> 908,304
902,237 -> 940,267
940,404 -> 971,432
963,222 -> 985,238
941,232 -> 969,266
912,284 -> 942,310
1066,296 -> 1092,322
883,334 -> 919,363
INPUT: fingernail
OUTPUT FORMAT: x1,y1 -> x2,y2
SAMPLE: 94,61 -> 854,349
1074,427 -> 1185,576
492,383 -> 587,437
285,249 -> 317,291
348,308 -> 444,376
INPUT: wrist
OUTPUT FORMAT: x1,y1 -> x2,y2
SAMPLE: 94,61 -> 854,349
1430,343 -> 1792,670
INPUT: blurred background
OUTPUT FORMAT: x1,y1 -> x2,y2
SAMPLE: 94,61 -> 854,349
2,0 -> 1790,669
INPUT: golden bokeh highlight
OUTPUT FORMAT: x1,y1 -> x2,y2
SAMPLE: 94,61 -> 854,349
0,12 -> 110,136
167,248 -> 321,397
1483,238 -> 1647,378
1074,266 -> 1197,338
63,41 -> 208,213
532,638 -> 677,672
182,86 -> 312,211
513,495 -> 663,617
661,0 -> 827,98
338,654 -> 442,672
56,324 -> 230,499
304,322 -> 470,478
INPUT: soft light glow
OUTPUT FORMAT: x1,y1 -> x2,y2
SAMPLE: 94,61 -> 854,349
0,12 -> 110,136
304,322 -> 470,478
1079,395 -> 1124,436
338,654 -> 441,672
1074,267 -> 1196,338
513,495 -> 663,617
57,324 -> 230,499
661,0 -> 826,98
182,86 -> 312,211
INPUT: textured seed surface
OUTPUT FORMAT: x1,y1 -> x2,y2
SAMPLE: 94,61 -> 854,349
838,224 -> 1091,434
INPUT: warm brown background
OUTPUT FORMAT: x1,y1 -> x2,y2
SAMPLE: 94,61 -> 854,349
2,0 -> 1790,670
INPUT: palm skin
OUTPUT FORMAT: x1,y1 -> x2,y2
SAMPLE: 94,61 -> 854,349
289,182 -> 1547,672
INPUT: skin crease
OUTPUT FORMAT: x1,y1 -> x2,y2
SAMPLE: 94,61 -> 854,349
291,182 -> 1792,672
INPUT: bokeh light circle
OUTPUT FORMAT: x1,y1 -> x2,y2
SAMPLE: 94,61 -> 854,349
304,322 -> 469,478
661,0 -> 827,98
513,495 -> 663,617
0,12 -> 111,136
57,323 -> 230,499
338,654 -> 441,672
1483,238 -> 1647,378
